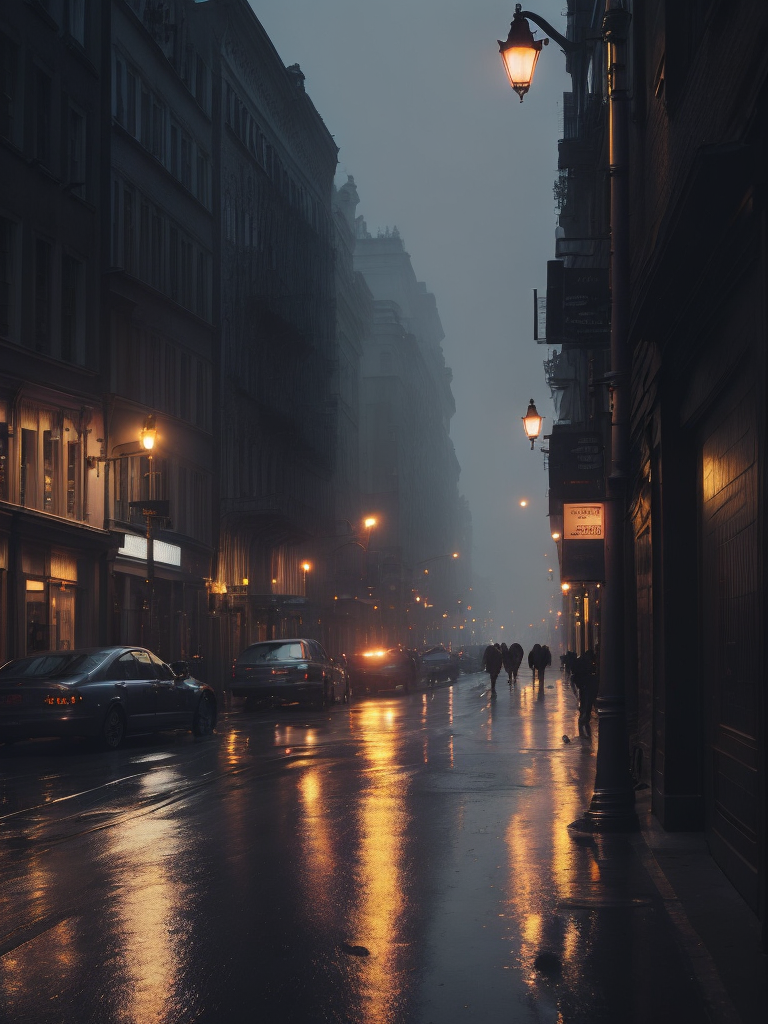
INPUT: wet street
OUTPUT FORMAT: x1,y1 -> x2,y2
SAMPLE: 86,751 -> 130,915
0,673 -> 708,1024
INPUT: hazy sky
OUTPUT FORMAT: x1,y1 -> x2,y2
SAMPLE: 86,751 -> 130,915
251,0 -> 571,643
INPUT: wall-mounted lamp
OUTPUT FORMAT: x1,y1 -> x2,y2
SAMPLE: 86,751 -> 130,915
522,399 -> 543,449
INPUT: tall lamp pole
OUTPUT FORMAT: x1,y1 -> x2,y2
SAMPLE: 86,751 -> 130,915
501,1 -> 637,832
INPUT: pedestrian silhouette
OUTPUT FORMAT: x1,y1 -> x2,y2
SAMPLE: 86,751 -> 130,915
572,649 -> 598,738
481,643 -> 503,691
502,642 -> 524,685
528,644 -> 541,684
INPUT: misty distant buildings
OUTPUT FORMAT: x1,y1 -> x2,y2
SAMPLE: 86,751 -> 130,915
0,0 -> 469,675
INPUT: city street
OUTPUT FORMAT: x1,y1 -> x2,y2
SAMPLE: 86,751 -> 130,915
0,672 -> 720,1024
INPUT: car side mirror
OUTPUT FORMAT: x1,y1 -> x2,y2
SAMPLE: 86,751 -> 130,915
170,660 -> 190,680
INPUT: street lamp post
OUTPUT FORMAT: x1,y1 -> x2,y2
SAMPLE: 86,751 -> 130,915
503,1 -> 637,833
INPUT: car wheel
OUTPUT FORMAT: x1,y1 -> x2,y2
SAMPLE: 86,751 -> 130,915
99,705 -> 126,751
192,695 -> 215,737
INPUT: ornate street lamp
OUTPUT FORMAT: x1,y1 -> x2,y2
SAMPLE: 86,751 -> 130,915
498,5 -> 549,101
140,414 -> 157,450
522,399 -> 543,449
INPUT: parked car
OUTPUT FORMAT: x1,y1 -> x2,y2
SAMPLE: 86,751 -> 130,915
230,639 -> 349,709
347,647 -> 419,695
456,644 -> 485,674
420,646 -> 459,686
0,647 -> 217,750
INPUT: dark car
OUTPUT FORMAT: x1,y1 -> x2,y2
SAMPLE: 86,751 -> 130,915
420,646 -> 459,686
230,639 -> 349,709
347,647 -> 419,695
0,647 -> 217,750
456,644 -> 485,674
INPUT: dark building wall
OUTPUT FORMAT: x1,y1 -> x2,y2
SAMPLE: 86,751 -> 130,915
627,0 -> 767,918
103,0 -> 216,666
0,1 -> 111,663
544,0 -> 767,928
198,0 -> 339,663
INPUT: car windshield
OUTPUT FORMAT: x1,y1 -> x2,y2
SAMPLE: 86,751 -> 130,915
238,642 -> 304,665
0,651 -> 112,679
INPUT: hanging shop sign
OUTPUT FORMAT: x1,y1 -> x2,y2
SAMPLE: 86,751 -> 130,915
561,502 -> 605,581
546,261 -> 610,347
547,426 -> 605,502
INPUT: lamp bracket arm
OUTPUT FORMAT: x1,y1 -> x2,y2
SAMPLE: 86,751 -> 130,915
518,10 -> 579,53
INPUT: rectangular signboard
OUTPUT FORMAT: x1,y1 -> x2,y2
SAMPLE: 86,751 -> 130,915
564,503 -> 604,539
548,427 -> 604,502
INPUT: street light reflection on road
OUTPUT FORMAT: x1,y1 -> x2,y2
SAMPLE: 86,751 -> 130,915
349,700 -> 410,1024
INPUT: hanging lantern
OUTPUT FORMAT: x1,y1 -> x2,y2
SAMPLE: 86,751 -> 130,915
522,399 -> 543,449
498,5 -> 547,101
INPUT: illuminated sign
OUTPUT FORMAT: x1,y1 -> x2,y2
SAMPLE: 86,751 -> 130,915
118,535 -> 182,567
563,503 -> 604,539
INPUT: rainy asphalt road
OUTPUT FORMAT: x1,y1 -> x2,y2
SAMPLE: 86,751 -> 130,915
0,673 -> 707,1024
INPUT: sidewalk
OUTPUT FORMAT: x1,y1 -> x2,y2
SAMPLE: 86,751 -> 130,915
632,790 -> 766,1024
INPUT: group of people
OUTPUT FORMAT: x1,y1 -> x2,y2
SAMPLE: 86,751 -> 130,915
481,642 -> 552,689
480,641 -> 599,739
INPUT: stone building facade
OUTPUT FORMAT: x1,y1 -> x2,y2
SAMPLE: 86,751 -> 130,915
104,0 -> 217,666
0,1 -> 111,665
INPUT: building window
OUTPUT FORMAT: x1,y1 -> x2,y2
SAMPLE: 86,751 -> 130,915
68,0 -> 85,45
20,428 -> 38,509
139,202 -> 149,275
180,239 -> 192,308
66,440 -> 80,517
34,239 -> 53,354
170,124 -> 178,177
114,57 -> 124,123
61,254 -> 84,364
196,149 -> 209,206
0,419 -> 7,501
140,85 -> 150,148
126,69 -> 137,136
67,105 -> 86,197
151,213 -> 163,290
169,225 -> 178,300
123,189 -> 134,272
195,54 -> 207,110
0,33 -> 20,145
35,69 -> 52,167
0,216 -> 17,339
196,251 -> 207,318
151,95 -> 164,160
181,135 -> 192,190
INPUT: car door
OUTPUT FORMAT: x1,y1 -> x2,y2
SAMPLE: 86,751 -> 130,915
313,642 -> 338,701
149,652 -> 188,728
111,651 -> 156,730
130,650 -> 162,730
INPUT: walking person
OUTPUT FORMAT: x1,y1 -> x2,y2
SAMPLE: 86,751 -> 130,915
573,649 -> 598,739
481,642 -> 503,692
528,644 -> 542,684
504,642 -> 524,685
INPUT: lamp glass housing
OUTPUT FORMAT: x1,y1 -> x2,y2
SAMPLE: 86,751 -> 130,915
499,10 -> 544,101
140,414 -> 157,450
522,399 -> 543,448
